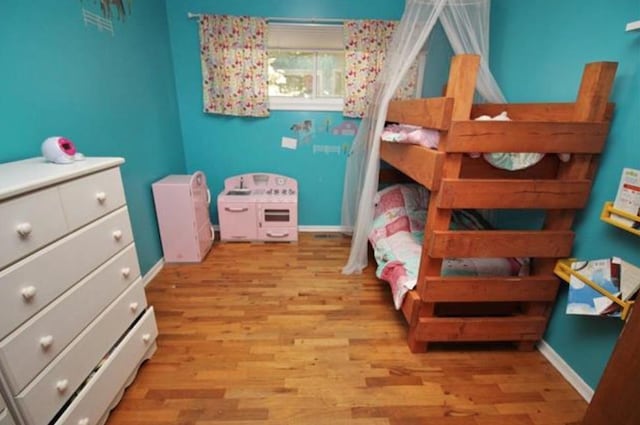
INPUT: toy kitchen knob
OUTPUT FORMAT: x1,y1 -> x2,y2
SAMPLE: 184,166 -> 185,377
142,333 -> 151,344
121,267 -> 131,278
21,286 -> 37,301
56,379 -> 69,393
40,335 -> 54,350
129,302 -> 139,312
95,192 -> 107,204
77,418 -> 90,425
16,222 -> 32,238
112,230 -> 123,241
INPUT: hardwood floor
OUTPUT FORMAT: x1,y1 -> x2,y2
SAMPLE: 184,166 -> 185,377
107,233 -> 586,425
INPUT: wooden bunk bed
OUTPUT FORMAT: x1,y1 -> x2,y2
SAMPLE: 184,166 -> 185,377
379,54 -> 617,352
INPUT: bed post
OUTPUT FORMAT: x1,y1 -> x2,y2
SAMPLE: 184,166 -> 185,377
521,61 -> 618,351
408,54 -> 481,353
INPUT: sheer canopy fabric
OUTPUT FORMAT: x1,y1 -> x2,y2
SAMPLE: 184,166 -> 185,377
341,0 -> 503,274
439,0 -> 505,103
198,15 -> 270,117
341,0 -> 448,274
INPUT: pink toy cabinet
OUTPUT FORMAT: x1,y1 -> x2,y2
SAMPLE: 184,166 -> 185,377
152,171 -> 214,262
217,173 -> 298,242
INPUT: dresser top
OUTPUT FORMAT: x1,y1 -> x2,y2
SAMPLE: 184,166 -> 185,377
0,157 -> 124,201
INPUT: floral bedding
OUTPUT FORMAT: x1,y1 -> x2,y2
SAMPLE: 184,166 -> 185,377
369,184 -> 529,309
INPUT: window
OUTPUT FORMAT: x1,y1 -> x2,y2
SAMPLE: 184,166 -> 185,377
267,24 -> 345,111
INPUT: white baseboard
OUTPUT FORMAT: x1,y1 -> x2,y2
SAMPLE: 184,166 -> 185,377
537,339 -> 594,402
142,257 -> 164,288
212,224 -> 352,233
298,225 -> 352,233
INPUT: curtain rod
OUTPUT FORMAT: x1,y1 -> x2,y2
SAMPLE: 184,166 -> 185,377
187,12 -> 344,24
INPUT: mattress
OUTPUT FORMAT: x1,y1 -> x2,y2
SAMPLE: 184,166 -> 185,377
369,184 -> 528,309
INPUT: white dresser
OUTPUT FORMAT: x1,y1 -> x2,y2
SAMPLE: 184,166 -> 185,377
0,391 -> 16,425
0,157 -> 158,425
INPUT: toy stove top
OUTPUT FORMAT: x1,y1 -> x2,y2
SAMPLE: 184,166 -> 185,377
217,173 -> 297,203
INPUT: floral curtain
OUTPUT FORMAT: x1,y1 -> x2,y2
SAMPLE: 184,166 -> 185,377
343,20 -> 419,118
198,15 -> 269,117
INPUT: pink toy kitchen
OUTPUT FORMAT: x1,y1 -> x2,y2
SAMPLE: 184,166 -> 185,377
217,173 -> 298,242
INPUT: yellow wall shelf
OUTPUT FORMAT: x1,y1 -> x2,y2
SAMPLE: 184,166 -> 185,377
600,202 -> 640,237
554,259 -> 635,321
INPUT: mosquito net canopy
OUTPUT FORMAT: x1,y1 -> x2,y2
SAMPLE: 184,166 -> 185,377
341,0 -> 505,274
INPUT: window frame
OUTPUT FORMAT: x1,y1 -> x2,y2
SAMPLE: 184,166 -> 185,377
267,23 -> 345,112
268,48 -> 345,111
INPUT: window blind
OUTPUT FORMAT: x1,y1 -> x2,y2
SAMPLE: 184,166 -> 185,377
267,23 -> 344,50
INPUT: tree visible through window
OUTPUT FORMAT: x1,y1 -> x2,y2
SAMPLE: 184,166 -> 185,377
268,51 -> 345,99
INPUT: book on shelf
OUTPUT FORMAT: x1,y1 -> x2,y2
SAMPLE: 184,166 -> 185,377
612,168 -> 640,228
567,257 -> 640,317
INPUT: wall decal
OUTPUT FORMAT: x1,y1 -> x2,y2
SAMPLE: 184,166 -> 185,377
99,0 -> 132,21
319,117 -> 332,133
290,119 -> 314,144
281,137 -> 298,150
80,0 -> 133,35
331,121 -> 358,136
82,8 -> 114,35
313,144 -> 341,155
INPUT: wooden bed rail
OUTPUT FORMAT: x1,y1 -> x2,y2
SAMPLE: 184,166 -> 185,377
446,120 -> 610,153
428,230 -> 574,258
419,276 -> 559,303
387,97 -> 453,129
471,102 -> 615,122
437,178 -> 592,209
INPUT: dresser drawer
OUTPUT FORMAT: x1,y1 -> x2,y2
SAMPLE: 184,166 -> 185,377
0,244 -> 140,394
0,186 -> 68,269
0,207 -> 134,339
58,167 -> 126,231
53,308 -> 158,425
16,278 -> 148,425
0,410 -> 16,425
258,226 -> 298,242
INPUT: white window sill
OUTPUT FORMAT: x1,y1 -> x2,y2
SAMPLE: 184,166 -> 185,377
269,97 -> 343,112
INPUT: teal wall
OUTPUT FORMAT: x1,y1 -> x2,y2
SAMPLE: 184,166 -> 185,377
491,0 -> 640,388
0,2 -> 186,274
165,0 -> 405,225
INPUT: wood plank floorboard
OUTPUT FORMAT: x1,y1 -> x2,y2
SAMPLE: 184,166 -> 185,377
106,233 -> 587,425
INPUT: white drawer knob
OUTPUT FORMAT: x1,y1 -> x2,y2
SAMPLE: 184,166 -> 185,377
78,418 -> 89,425
121,267 -> 131,278
16,222 -> 32,238
96,192 -> 107,204
56,379 -> 69,393
142,333 -> 151,344
40,335 -> 54,350
129,302 -> 139,313
21,286 -> 37,301
112,230 -> 123,241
